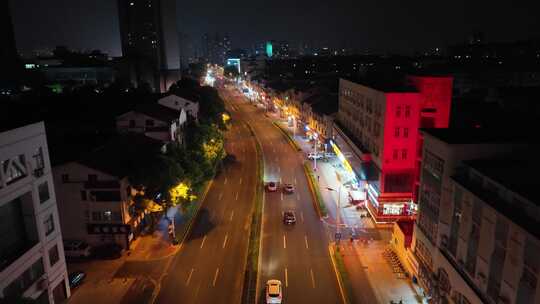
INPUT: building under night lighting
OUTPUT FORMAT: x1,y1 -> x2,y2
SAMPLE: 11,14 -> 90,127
117,0 -> 181,92
334,75 -> 453,223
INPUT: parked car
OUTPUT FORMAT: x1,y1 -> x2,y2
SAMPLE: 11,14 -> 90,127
283,211 -> 296,225
267,181 -> 278,192
63,240 -> 91,258
68,271 -> 86,288
283,183 -> 295,193
91,243 -> 123,259
266,279 -> 283,304
307,152 -> 322,160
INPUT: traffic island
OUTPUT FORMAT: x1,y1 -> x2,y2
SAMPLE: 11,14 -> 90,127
303,162 -> 328,218
241,122 -> 264,304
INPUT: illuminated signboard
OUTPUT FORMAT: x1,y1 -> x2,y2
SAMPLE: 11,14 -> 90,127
329,140 -> 353,173
266,42 -> 273,58
226,58 -> 241,74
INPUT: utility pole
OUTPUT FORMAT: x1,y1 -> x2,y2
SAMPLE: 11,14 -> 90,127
336,171 -> 341,244
313,137 -> 318,171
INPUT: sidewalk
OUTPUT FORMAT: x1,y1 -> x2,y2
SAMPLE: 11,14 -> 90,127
271,116 -> 424,304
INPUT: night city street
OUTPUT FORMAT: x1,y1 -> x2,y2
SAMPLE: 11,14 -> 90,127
2,0 -> 540,304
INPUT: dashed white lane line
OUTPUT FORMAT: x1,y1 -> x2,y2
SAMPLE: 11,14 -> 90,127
230,210 -> 234,221
236,192 -> 239,200
279,177 -> 282,184
222,234 -> 228,248
301,212 -> 304,223
294,177 -> 297,184
213,268 -> 220,287
224,177 -> 228,185
283,234 -> 287,249
278,166 -> 281,173
218,193 -> 223,200
239,177 -> 242,185
186,268 -> 194,286
305,235 -> 309,249
297,193 -> 300,201
285,268 -> 289,287
310,268 -> 316,288
281,192 -> 283,201
200,236 -> 207,249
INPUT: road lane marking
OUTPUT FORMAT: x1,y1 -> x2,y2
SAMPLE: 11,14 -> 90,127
213,268 -> 220,287
301,212 -> 304,223
223,234 -> 228,248
186,268 -> 194,286
294,177 -> 297,184
278,166 -> 280,173
219,193 -> 223,200
281,192 -> 283,201
239,177 -> 242,185
285,268 -> 288,287
224,177 -> 228,185
200,236 -> 207,249
230,210 -> 234,221
279,177 -> 282,184
310,268 -> 316,288
305,235 -> 309,249
283,234 -> 287,249
273,148 -> 276,153
236,192 -> 239,200
297,193 -> 300,201
275,157 -> 278,162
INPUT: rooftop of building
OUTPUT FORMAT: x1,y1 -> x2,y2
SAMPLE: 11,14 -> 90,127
127,103 -> 179,122
77,133 -> 163,178
421,128 -> 539,144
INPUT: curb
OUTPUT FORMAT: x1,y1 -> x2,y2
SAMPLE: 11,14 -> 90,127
329,245 -> 351,304
271,121 -> 302,152
302,162 -> 328,218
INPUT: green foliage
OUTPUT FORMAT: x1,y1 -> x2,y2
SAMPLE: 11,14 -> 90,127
198,86 -> 226,128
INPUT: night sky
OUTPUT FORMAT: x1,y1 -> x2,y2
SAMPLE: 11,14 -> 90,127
10,0 -> 540,57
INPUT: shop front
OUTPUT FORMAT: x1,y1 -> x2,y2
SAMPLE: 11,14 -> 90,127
365,184 -> 416,223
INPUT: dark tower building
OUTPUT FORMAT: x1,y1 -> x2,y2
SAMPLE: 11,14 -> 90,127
0,1 -> 21,88
117,0 -> 181,92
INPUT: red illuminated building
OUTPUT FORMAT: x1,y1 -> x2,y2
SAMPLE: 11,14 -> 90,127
334,75 -> 452,223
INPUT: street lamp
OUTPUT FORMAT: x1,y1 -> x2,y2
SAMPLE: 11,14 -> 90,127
327,171 -> 343,244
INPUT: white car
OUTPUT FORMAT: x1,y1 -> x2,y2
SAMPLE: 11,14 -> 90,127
64,240 -> 91,258
307,152 -> 322,160
266,280 -> 282,304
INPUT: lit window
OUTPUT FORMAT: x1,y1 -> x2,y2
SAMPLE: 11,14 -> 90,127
44,214 -> 55,236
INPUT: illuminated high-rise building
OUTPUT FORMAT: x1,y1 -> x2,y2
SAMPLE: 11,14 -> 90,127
117,0 -> 181,92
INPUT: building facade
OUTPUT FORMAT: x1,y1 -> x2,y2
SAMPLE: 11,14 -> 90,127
335,76 -> 453,223
158,94 -> 199,120
117,0 -> 181,92
0,122 -> 70,303
53,134 -> 163,250
411,129 -> 537,303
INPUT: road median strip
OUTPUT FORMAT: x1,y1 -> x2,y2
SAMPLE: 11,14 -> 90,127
329,245 -> 354,304
272,121 -> 302,152
241,121 -> 264,304
303,162 -> 328,218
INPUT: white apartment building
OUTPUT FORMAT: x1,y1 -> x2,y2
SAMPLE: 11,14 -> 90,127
0,122 -> 70,303
158,93 -> 199,120
411,128 -> 537,303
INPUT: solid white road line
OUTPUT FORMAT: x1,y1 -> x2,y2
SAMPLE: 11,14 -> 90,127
236,192 -> 239,200
305,235 -> 309,249
285,268 -> 289,287
213,268 -> 220,287
186,268 -> 194,286
230,210 -> 234,221
283,234 -> 287,249
223,234 -> 228,248
310,268 -> 316,288
200,236 -> 207,249
218,193 -> 223,200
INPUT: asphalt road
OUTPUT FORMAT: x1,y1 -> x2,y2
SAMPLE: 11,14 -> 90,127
224,88 -> 343,304
154,98 -> 257,304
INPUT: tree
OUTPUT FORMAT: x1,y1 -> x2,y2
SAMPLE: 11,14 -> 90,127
198,86 -> 226,127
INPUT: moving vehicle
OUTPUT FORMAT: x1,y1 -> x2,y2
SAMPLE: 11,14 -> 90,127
63,240 -> 91,258
68,271 -> 86,288
307,152 -> 323,160
266,280 -> 283,304
267,181 -> 278,192
283,211 -> 296,225
283,183 -> 295,193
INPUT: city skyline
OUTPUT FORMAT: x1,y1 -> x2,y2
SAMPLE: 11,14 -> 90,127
9,0 -> 540,57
